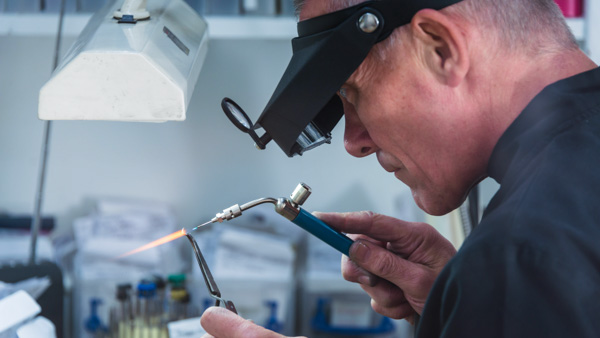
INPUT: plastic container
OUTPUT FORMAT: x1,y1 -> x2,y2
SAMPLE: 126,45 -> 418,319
84,299 -> 108,336
298,274 -> 401,338
113,284 -> 133,338
151,275 -> 169,337
169,287 -> 190,321
297,236 -> 412,337
554,0 -> 583,17
134,281 -> 159,338
168,274 -> 187,289
196,277 -> 296,335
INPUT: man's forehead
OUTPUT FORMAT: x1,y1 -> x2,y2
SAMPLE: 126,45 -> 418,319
299,0 -> 327,20
300,0 -> 358,21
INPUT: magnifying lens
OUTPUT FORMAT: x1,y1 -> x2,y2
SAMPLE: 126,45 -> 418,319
221,0 -> 462,157
221,97 -> 272,150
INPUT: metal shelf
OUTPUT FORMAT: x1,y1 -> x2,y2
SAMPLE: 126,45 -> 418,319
0,14 -> 593,61
206,16 -> 296,39
0,13 -> 297,39
0,13 -> 585,40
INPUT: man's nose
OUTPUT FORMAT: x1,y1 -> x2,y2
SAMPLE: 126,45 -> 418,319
343,107 -> 377,158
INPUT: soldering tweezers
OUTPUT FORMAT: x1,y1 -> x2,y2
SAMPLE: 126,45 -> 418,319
185,233 -> 237,314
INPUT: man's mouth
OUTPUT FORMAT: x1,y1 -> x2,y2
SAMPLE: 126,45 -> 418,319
376,151 -> 403,173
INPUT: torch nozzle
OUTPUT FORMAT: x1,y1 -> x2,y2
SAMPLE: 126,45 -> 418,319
189,198 -> 279,233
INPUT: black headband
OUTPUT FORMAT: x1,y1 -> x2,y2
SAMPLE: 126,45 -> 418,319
224,0 -> 463,157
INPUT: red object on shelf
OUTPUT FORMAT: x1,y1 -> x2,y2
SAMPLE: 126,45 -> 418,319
554,0 -> 583,18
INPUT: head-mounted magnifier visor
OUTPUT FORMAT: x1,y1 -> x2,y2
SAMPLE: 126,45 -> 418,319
222,0 -> 462,157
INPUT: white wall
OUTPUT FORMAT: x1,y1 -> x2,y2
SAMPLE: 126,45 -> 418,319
0,34 -> 421,236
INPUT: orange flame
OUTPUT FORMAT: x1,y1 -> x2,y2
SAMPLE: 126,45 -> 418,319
117,228 -> 187,259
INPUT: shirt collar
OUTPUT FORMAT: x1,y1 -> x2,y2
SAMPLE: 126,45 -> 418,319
488,66 -> 600,183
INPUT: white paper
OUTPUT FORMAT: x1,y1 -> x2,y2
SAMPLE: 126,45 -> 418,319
80,237 -> 160,265
0,291 -> 41,333
95,198 -> 174,218
213,228 -> 294,280
16,316 -> 56,338
167,317 -> 206,338
330,298 -> 372,328
0,276 -> 51,300
0,235 -> 53,263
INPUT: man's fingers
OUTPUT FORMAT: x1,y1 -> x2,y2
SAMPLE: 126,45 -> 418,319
201,307 -> 284,338
341,255 -> 380,287
359,278 -> 408,308
371,299 -> 415,320
349,239 -> 424,287
314,211 -> 424,248
342,234 -> 385,287
343,256 -> 414,318
347,233 -> 386,248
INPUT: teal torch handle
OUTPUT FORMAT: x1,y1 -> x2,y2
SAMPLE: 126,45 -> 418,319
292,208 -> 354,256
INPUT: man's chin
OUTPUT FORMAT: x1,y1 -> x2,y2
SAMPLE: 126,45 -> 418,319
412,190 -> 457,216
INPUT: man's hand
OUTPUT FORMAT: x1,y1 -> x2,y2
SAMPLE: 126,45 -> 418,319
200,307 -> 306,338
315,211 -> 456,320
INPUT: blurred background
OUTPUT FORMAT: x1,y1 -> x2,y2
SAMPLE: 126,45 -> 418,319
0,0 -> 595,337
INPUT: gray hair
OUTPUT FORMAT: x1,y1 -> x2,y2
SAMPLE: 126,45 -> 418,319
444,0 -> 578,53
293,0 -> 578,58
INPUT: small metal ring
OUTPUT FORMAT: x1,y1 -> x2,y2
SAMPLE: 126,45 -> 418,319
358,12 -> 380,33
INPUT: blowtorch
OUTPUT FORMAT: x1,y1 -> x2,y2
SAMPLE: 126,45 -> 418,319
190,182 -> 354,256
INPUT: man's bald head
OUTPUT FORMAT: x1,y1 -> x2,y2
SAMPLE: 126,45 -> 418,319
294,0 -> 578,56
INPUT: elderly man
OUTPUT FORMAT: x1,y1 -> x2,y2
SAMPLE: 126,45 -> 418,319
202,0 -> 600,336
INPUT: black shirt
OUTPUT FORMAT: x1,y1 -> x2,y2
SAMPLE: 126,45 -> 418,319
417,67 -> 600,337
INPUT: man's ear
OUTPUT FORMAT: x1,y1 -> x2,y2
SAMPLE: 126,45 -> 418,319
410,9 -> 469,87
